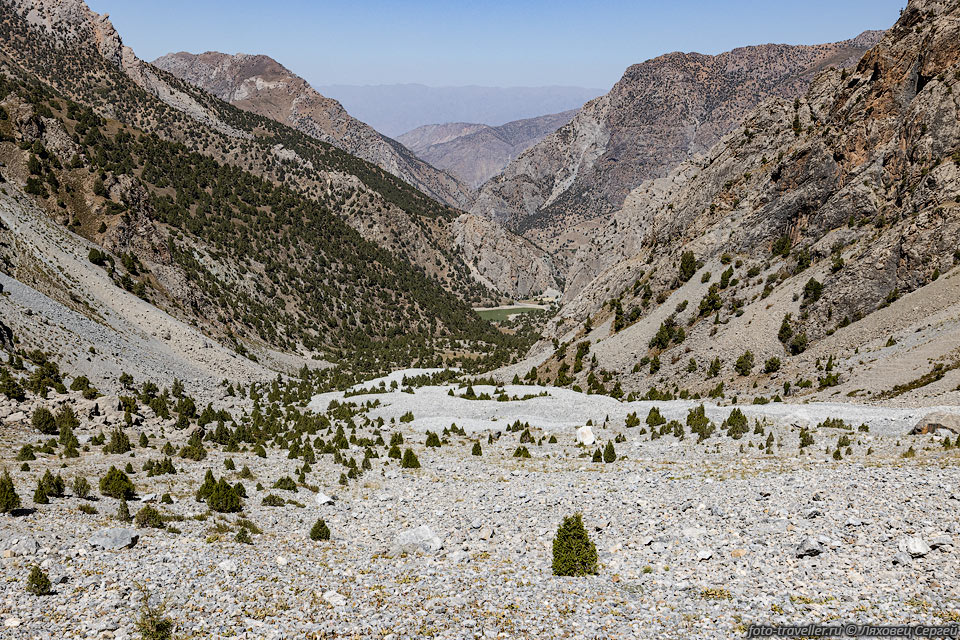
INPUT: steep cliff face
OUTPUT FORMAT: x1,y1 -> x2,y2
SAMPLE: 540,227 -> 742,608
397,111 -> 577,188
472,32 -> 883,257
451,214 -> 559,298
152,51 -> 474,210
519,0 -> 960,404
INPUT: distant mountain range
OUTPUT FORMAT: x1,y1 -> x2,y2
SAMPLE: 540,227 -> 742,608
314,84 -> 603,137
397,111 -> 577,188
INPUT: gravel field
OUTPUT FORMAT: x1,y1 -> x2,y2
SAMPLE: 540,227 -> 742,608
1,375 -> 958,639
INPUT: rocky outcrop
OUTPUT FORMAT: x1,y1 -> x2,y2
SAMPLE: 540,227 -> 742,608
152,52 -> 473,209
452,214 -> 559,298
397,111 -> 577,188
534,0 -> 960,400
472,31 -> 884,250
6,0 -> 244,137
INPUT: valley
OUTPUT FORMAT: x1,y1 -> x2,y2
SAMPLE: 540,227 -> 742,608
0,0 -> 958,638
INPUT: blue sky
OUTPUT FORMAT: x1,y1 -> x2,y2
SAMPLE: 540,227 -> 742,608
87,0 -> 905,90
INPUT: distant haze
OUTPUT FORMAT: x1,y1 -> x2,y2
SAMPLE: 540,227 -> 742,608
316,84 -> 604,137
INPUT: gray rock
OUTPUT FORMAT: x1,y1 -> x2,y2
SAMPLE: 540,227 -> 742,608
392,525 -> 442,555
892,552 -> 912,566
88,528 -> 139,550
796,538 -> 823,558
3,536 -> 39,556
930,535 -> 952,549
899,537 -> 930,558
448,550 -> 470,564
315,492 -> 335,506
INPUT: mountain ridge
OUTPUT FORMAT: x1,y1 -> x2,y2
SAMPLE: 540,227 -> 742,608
152,51 -> 475,210
471,30 -> 885,270
397,110 -> 577,188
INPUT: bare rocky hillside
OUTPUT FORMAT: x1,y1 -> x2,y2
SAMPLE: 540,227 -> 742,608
505,0 -> 960,407
472,31 -> 884,266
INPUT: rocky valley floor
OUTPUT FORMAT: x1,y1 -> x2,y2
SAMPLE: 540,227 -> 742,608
0,374 -> 959,639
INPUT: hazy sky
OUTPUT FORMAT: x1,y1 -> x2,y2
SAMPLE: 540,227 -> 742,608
86,0 -> 905,90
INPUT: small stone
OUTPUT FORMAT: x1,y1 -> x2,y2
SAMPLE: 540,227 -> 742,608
892,552 -> 912,566
275,555 -> 288,566
576,425 -> 595,446
323,590 -> 346,607
930,535 -> 952,549
899,537 -> 930,558
696,549 -> 713,561
315,492 -> 335,506
218,559 -> 238,573
4,618 -> 21,628
796,538 -> 823,558
731,549 -> 747,558
89,528 -> 139,550
448,550 -> 470,564
392,524 -> 442,555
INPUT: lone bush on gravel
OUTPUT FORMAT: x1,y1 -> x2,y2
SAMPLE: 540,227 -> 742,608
310,518 -> 331,541
26,565 -> 52,596
99,466 -> 135,500
552,513 -> 598,577
0,470 -> 21,513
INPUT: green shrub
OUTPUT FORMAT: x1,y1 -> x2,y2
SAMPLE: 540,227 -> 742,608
15,445 -> 36,461
26,565 -> 53,596
103,427 -> 131,455
734,351 -> 755,376
603,441 -> 616,463
310,518 -> 331,541
513,446 -> 531,458
471,442 -> 482,456
234,528 -> 253,544
552,513 -> 598,576
116,498 -> 132,522
400,449 -> 420,469
134,587 -> 175,640
72,476 -> 91,499
0,470 -> 21,513
39,470 -> 64,498
135,505 -> 166,529
764,357 -> 781,373
272,476 -> 297,492
678,251 -> 697,283
31,407 -> 57,435
646,407 -> 666,427
207,479 -> 242,513
261,494 -> 285,507
99,466 -> 135,499
425,431 -> 442,447
55,405 -> 79,432
723,409 -> 749,439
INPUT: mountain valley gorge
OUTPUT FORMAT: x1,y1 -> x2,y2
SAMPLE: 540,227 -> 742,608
0,0 -> 959,637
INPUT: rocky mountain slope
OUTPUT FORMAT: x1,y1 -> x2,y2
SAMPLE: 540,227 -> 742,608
0,0 -> 548,375
505,0 -> 960,408
472,32 -> 884,260
152,51 -> 474,210
397,110 -> 577,188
